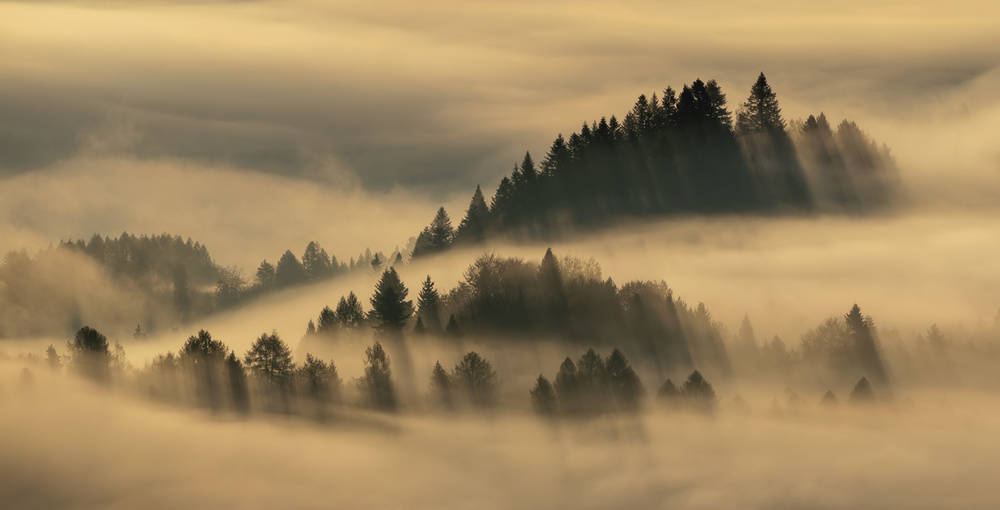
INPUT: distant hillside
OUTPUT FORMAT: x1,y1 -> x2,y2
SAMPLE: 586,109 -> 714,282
412,73 -> 897,257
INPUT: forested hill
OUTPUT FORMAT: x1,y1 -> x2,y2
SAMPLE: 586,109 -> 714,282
412,73 -> 897,257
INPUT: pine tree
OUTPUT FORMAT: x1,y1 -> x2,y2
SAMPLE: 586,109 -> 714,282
45,345 -> 61,371
519,151 -> 537,183
336,292 -> 366,331
540,134 -> 571,176
455,186 -> 490,244
845,304 -> 887,384
316,306 -> 337,335
358,341 -> 396,411
429,207 -> 454,250
368,268 -> 414,339
416,275 -> 442,334
735,72 -> 785,135
302,241 -> 333,280
681,370 -> 717,411
849,376 -> 875,403
657,379 -> 680,400
275,250 -> 307,287
530,375 -> 557,415
255,259 -> 276,288
604,349 -> 644,410
429,361 -> 452,409
452,351 -> 498,409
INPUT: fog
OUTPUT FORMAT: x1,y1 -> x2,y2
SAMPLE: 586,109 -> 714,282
4,360 -> 1000,509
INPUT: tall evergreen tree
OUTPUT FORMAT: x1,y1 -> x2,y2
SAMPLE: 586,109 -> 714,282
429,360 -> 452,409
316,306 -> 337,335
455,186 -> 490,244
540,134 -> 571,177
255,259 -> 276,289
735,72 -> 785,135
368,268 -> 414,339
416,275 -> 442,334
519,151 -> 537,183
452,351 -> 498,409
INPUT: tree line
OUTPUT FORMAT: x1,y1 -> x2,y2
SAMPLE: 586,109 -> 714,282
412,73 -> 898,258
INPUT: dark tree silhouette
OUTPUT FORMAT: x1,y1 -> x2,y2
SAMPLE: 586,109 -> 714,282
681,370 -> 717,411
735,72 -> 785,134
455,185 -> 491,244
244,332 -> 295,393
416,275 -> 442,334
296,354 -> 339,403
69,326 -> 111,384
255,259 -> 276,289
412,207 -> 455,258
275,250 -> 307,287
604,348 -> 644,411
316,306 -> 337,335
429,360 -> 452,410
530,375 -> 557,415
335,292 -> 366,331
657,379 -> 680,400
845,304 -> 888,385
180,329 -> 229,409
368,267 -> 414,340
849,376 -> 875,404
452,351 -> 498,409
46,345 -> 61,371
302,241 -> 333,281
358,341 -> 396,411
554,357 -> 581,414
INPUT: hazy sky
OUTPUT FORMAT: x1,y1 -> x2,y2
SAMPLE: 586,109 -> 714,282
2,0 -> 998,196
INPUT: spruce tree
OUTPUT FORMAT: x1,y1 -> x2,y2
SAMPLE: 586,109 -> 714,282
368,268 -> 414,339
452,351 -> 498,409
316,306 -> 337,334
735,72 -> 785,135
455,186 -> 490,244
429,360 -> 452,409
429,207 -> 454,250
336,292 -> 366,331
275,250 -> 307,287
416,275 -> 442,333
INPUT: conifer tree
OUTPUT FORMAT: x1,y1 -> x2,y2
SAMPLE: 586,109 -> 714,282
275,250 -> 307,287
540,134 -> 571,176
70,326 -> 111,384
335,292 -> 366,331
735,72 -> 785,135
530,375 -> 557,415
520,151 -> 537,183
226,352 -> 250,413
244,331 -> 295,392
302,241 -> 333,280
316,306 -> 337,334
455,186 -> 490,244
368,268 -> 414,339
429,360 -> 452,409
358,341 -> 396,411
416,275 -> 442,334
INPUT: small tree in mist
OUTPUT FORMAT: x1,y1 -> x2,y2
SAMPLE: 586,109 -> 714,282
657,379 -> 680,401
69,326 -> 111,384
820,390 -> 840,407
452,351 -> 498,409
357,341 -> 396,411
554,357 -> 581,414
416,275 -> 443,334
336,292 -> 366,331
180,329 -> 230,409
604,349 -> 644,411
735,72 -> 785,135
849,376 -> 875,404
46,345 -> 61,371
244,332 -> 296,394
429,361 -> 452,410
445,314 -> 461,338
530,375 -> 557,416
681,370 -> 717,412
297,354 -> 341,404
368,268 -> 414,340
